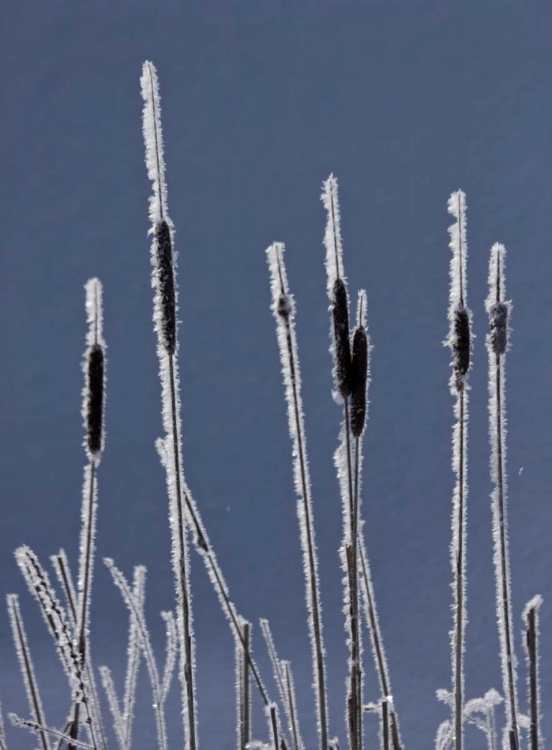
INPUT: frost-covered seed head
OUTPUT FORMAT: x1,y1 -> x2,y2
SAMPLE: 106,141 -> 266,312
154,220 -> 176,355
350,326 -> 368,438
452,306 -> 471,389
488,302 -> 508,356
86,344 -> 105,456
332,278 -> 352,398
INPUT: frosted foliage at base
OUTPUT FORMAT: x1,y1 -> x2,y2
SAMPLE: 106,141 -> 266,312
141,62 -> 169,225
266,242 -> 329,750
7,595 -> 50,750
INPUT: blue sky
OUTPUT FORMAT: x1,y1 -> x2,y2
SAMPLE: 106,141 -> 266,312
1,2 -> 551,748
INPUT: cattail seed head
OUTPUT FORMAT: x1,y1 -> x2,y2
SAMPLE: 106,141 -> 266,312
488,302 -> 509,356
86,344 -> 105,456
332,278 -> 352,398
350,325 -> 368,438
451,305 -> 471,391
155,220 -> 176,355
83,279 -> 106,463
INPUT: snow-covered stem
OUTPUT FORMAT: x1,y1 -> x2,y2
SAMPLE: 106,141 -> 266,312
9,715 -> 93,750
7,595 -> 50,750
123,566 -> 146,747
50,551 -> 107,750
104,559 -> 168,750
260,620 -> 304,750
266,242 -> 329,750
0,703 -> 7,750
141,59 -> 197,750
381,699 -> 390,750
14,547 -> 97,747
321,177 -> 362,750
523,596 -> 543,750
236,619 -> 252,750
98,667 -> 126,750
485,243 -> 520,750
445,191 -> 471,750
464,690 -> 503,750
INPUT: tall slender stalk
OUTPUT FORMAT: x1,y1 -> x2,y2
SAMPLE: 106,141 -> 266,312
523,596 -> 543,750
485,243 -> 520,750
446,191 -> 471,750
141,60 -> 197,750
266,242 -> 329,750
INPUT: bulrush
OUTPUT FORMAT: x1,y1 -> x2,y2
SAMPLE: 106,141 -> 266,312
154,219 -> 176,356
350,291 -> 369,439
445,190 -> 471,750
83,278 -> 106,462
333,277 -> 353,398
485,243 -> 520,750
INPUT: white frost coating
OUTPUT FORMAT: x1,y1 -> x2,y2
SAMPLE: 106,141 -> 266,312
9,714 -> 94,750
104,559 -> 168,750
99,667 -> 126,750
77,464 -> 97,663
523,596 -> 544,750
485,242 -> 520,746
7,595 -> 51,750
235,618 -> 252,750
321,175 -> 351,405
435,720 -> 453,750
123,566 -> 146,748
321,174 -> 346,296
446,190 -> 471,750
266,242 -> 329,750
0,703 -> 6,750
141,62 -> 169,226
161,610 -> 177,702
281,661 -> 304,750
464,690 -> 503,750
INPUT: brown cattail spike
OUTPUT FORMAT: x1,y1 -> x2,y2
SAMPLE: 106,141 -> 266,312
87,344 -> 105,456
332,278 -> 352,397
155,220 -> 176,355
489,302 -> 508,356
452,305 -> 470,388
350,326 -> 368,438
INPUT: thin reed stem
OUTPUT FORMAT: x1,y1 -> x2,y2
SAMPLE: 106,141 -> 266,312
523,597 -> 543,750
267,242 -> 329,750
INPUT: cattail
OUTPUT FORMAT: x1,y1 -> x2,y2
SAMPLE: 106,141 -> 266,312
154,220 -> 176,355
83,279 -> 106,462
489,301 -> 508,356
446,190 -> 471,750
350,291 -> 369,438
333,278 -> 352,398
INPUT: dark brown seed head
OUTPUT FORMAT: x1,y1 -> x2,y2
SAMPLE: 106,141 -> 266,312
488,301 -> 508,356
277,294 -> 292,320
155,220 -> 176,355
332,278 -> 352,398
87,344 -> 104,456
452,306 -> 470,388
350,326 -> 368,437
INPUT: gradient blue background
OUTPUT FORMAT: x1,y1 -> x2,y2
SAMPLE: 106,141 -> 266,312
1,2 -> 551,748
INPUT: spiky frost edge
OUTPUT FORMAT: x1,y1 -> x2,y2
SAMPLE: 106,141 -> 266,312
485,243 -> 520,743
235,619 -> 252,750
98,667 -> 126,750
446,190 -> 470,750
9,715 -> 93,750
523,595 -> 544,750
446,190 -> 472,394
82,278 -> 106,465
104,559 -> 168,750
123,567 -> 146,747
141,62 -> 169,226
321,175 -> 351,404
7,595 -> 50,750
281,661 -> 304,750
266,242 -> 329,750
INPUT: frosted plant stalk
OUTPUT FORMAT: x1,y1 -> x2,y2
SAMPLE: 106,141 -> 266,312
485,243 -> 520,750
321,175 -> 362,750
141,59 -> 197,750
266,242 -> 329,750
523,596 -> 543,750
7,594 -> 50,750
236,619 -> 252,750
71,278 -> 107,750
445,190 -> 471,750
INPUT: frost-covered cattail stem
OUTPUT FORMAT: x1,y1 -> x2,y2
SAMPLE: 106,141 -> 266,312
523,596 -> 543,750
322,175 -> 363,750
141,60 -> 197,750
487,250 -> 519,748
71,279 -> 107,750
236,620 -> 251,750
7,595 -> 50,750
267,242 -> 329,750
282,661 -> 302,750
485,243 -> 520,750
446,191 -> 471,750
